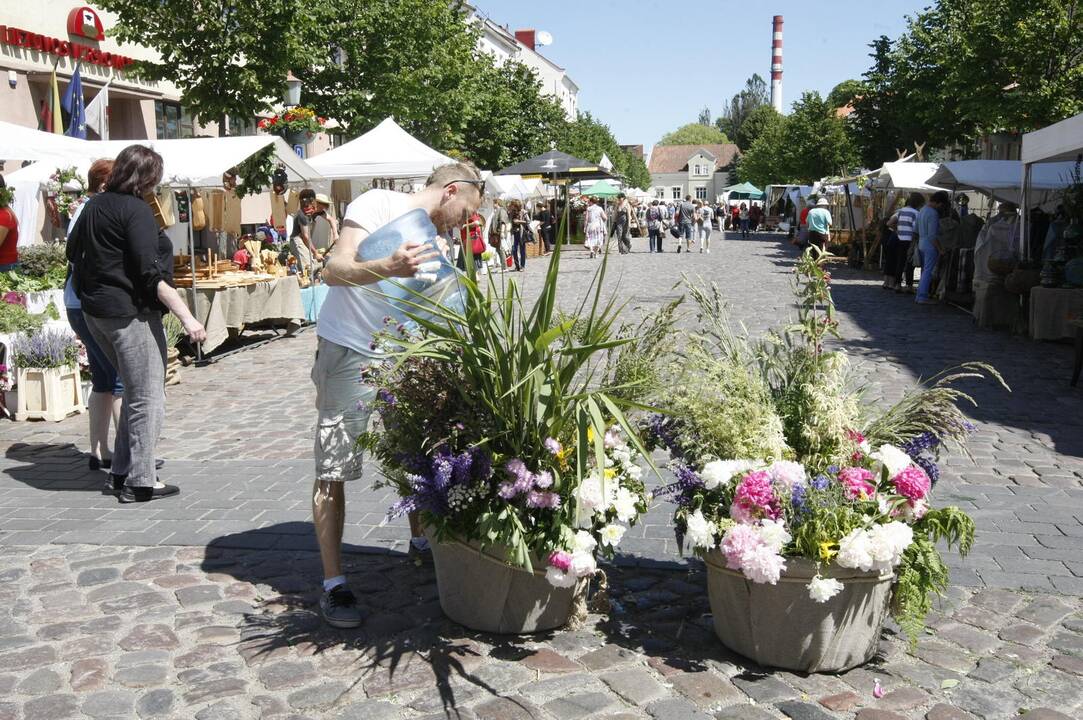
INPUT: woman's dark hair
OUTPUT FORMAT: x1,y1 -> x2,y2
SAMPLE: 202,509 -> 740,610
906,192 -> 926,209
106,144 -> 164,196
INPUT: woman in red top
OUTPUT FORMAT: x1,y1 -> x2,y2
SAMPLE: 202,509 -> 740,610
459,210 -> 485,271
0,176 -> 19,271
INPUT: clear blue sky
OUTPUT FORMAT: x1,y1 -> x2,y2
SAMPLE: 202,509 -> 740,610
474,0 -> 926,155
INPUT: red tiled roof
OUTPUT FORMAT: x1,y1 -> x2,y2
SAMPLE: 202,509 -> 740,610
648,144 -> 740,174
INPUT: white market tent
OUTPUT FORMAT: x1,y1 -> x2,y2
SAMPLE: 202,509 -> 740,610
307,117 -> 453,180
0,120 -> 88,163
1020,112 -> 1083,256
485,174 -> 543,201
928,160 -> 1076,204
870,162 -> 946,193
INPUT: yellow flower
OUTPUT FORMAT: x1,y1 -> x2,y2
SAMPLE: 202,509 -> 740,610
604,468 -> 617,480
586,427 -> 595,443
819,541 -> 837,562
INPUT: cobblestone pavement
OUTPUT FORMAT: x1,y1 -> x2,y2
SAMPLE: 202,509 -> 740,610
1,232 -> 1081,719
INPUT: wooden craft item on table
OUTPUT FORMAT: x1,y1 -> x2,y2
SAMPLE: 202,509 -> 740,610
222,192 -> 242,237
144,191 -> 176,229
208,191 -> 225,232
246,241 -> 265,271
191,193 -> 207,230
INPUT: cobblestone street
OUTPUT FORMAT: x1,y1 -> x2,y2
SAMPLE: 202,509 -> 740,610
1,232 -> 1081,720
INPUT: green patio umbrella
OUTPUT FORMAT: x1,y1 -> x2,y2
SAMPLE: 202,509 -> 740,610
724,181 -> 764,199
582,179 -> 621,198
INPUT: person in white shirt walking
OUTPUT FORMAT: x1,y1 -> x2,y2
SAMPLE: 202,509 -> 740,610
697,201 -> 713,253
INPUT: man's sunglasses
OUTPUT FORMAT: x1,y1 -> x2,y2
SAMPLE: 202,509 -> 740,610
443,179 -> 486,192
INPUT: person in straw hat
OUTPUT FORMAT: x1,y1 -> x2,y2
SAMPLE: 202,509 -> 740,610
806,196 -> 833,252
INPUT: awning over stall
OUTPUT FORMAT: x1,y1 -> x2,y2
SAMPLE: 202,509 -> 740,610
307,117 -> 453,180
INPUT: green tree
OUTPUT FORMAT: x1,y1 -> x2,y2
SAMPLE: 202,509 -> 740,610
555,113 -> 649,189
658,123 -> 730,146
620,150 -> 652,190
97,0 -> 320,134
297,0 -> 481,151
734,105 -> 782,151
697,106 -> 712,126
736,115 -> 789,187
716,73 -> 769,140
459,60 -> 567,169
826,79 -> 865,109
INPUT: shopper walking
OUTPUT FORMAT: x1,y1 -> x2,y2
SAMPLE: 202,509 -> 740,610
584,196 -> 606,259
318,162 -> 483,627
612,193 -> 632,254
535,200 -> 554,255
64,159 -> 122,472
646,200 -> 664,253
677,194 -> 696,253
489,199 -> 511,271
739,203 -> 750,238
884,192 -> 923,291
916,190 -> 950,305
806,197 -> 832,251
509,200 -> 530,271
697,201 -> 713,253
67,145 -> 207,503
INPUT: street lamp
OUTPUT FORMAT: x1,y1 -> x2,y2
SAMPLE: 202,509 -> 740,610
284,72 -> 302,107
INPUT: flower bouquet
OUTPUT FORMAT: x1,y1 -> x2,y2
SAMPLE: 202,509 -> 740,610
45,166 -> 87,221
360,231 -> 653,633
646,250 -> 1002,671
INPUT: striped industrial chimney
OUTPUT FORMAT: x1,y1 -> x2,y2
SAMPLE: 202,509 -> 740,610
770,15 -> 783,112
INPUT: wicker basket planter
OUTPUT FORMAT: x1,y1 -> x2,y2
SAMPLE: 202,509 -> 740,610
15,364 -> 85,422
430,534 -> 585,634
704,551 -> 894,673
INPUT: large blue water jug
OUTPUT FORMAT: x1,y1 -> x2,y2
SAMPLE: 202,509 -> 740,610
356,208 -> 468,324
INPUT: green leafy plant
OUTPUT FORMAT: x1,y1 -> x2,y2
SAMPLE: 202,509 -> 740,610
162,313 -> 184,348
0,301 -> 45,335
232,146 -> 278,199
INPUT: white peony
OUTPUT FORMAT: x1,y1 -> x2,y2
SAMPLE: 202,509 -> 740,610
859,439 -> 871,454
767,460 -> 807,488
612,487 -> 640,523
740,543 -> 787,584
576,473 -> 604,511
599,523 -> 627,548
626,464 -> 643,481
612,447 -> 632,467
684,510 -> 718,550
573,530 -> 598,553
866,521 -> 914,570
870,444 -> 912,477
757,518 -> 792,553
569,551 -> 597,578
836,527 -> 874,571
545,566 -> 578,588
701,459 -> 757,490
807,575 -> 844,603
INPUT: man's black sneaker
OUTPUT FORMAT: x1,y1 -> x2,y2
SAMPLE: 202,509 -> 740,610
319,584 -> 365,628
119,483 -> 179,503
102,473 -> 126,495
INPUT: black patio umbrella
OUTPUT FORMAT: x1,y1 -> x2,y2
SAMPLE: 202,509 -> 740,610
496,150 -> 615,246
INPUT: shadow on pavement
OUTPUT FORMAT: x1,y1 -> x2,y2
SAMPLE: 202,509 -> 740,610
199,526 -> 892,716
3,442 -> 100,491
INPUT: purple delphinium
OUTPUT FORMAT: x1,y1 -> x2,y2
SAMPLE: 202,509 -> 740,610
903,432 -> 942,486
655,462 -> 705,510
387,446 -> 494,519
790,482 -> 809,519
810,474 -> 831,491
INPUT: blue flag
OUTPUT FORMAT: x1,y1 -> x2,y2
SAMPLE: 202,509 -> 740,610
61,64 -> 86,139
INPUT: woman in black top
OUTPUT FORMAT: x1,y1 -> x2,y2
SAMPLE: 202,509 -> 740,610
67,145 -> 207,503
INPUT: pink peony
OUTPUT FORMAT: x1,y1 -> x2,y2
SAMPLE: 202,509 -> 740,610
720,524 -> 763,571
731,471 -> 781,520
548,550 -> 572,572
838,467 -> 876,500
892,466 -> 931,501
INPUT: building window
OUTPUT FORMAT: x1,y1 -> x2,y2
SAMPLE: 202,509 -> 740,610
154,101 -> 194,140
695,186 -> 707,200
671,186 -> 682,200
228,115 -> 258,137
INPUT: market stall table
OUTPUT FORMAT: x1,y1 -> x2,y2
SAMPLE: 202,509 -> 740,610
179,275 -> 305,353
1029,286 -> 1083,341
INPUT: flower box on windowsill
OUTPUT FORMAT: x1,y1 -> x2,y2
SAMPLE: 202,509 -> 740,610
15,364 -> 86,422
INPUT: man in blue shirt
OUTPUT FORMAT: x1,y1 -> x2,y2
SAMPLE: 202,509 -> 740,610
916,191 -> 950,304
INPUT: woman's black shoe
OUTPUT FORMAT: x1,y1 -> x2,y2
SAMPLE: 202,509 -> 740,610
102,474 -> 126,495
89,456 -> 112,471
119,484 -> 179,503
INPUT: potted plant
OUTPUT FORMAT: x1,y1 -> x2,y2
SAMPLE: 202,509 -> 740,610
258,107 -> 326,147
645,250 -> 1002,672
360,234 -> 654,634
10,327 -> 85,422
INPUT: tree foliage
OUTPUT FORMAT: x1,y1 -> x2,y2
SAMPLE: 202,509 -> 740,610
715,74 -> 769,141
658,123 -> 730,147
697,106 -> 712,126
850,0 -> 1083,167
826,79 -> 865,110
738,93 -> 858,187
98,0 -> 320,133
557,112 -> 650,189
734,105 -> 782,152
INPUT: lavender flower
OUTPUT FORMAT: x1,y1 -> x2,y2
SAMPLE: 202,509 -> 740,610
811,474 -> 830,491
386,447 -> 494,520
791,482 -> 809,516
903,432 -> 943,486
543,437 -> 562,455
534,470 -> 553,489
655,462 -> 705,510
11,328 -> 80,369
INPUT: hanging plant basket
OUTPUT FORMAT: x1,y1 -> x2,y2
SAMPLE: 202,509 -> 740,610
283,128 -> 315,147
430,533 -> 586,634
704,552 -> 894,673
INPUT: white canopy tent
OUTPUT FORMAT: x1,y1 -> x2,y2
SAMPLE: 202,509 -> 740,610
928,160 -> 1076,205
0,120 -> 89,163
307,117 -> 453,180
485,174 -> 544,201
870,162 -> 946,193
1021,113 -> 1083,257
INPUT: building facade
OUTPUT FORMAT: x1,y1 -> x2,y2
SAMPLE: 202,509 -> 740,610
471,10 -> 579,120
648,144 -> 740,202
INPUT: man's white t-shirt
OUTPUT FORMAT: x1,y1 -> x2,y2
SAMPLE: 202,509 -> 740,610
317,189 -> 413,356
